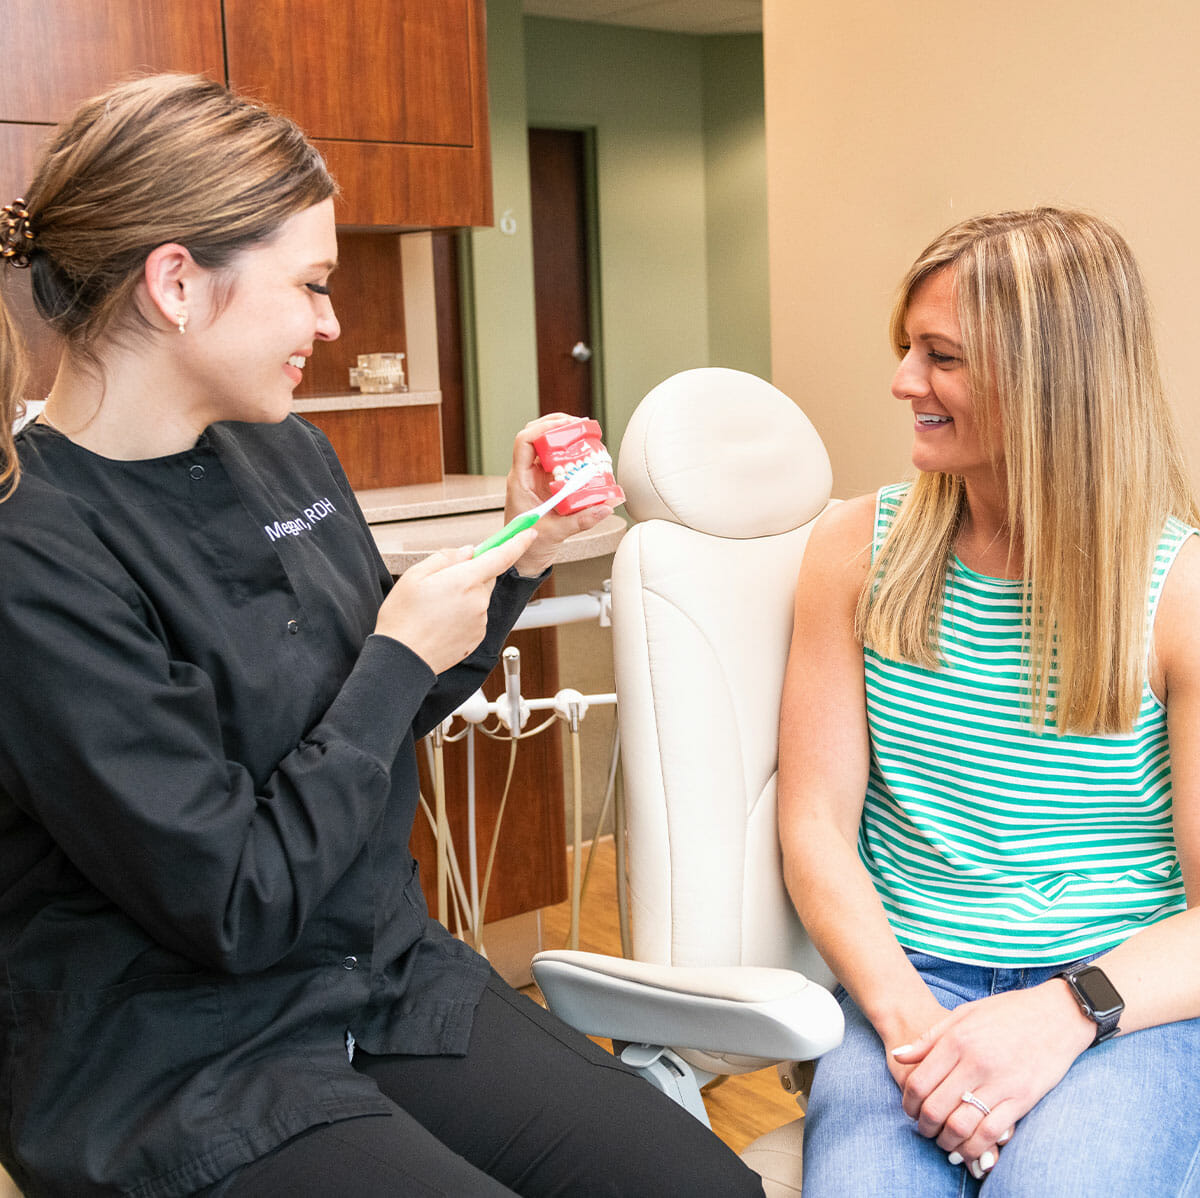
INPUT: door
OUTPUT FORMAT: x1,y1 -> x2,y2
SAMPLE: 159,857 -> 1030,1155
528,127 -> 594,420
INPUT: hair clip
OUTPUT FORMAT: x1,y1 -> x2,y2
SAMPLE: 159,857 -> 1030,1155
1,198 -> 35,268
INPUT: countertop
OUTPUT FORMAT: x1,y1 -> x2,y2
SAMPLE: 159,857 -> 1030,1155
357,474 -> 627,573
357,475 -> 508,524
293,389 -> 441,414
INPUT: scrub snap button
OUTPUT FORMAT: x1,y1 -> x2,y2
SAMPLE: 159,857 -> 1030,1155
287,619 -> 300,634
188,464 -> 206,480
341,956 -> 358,970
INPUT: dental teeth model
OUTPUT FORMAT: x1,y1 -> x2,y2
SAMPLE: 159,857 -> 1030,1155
532,417 -> 625,515
348,352 -> 407,394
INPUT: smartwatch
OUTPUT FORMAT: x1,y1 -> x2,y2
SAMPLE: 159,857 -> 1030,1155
1055,964 -> 1123,1046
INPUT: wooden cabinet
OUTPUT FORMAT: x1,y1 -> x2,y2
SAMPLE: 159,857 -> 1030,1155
224,0 -> 491,229
0,3 -> 225,126
225,1 -> 475,145
0,0 -> 491,230
0,3 -> 225,201
0,0 -> 492,482
294,229 -> 446,490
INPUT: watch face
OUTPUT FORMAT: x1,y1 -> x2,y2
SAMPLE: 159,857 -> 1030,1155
1073,966 -> 1123,1017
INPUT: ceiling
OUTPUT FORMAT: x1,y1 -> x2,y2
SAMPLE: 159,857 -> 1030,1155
521,0 -> 761,35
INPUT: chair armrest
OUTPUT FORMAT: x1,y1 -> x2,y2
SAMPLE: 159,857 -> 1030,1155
531,949 -> 844,1061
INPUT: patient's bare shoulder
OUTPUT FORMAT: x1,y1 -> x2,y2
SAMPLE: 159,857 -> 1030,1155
801,492 -> 877,589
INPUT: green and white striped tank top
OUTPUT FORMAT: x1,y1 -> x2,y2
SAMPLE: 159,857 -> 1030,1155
860,482 -> 1193,967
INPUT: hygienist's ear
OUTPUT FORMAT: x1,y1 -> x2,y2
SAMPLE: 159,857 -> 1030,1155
140,242 -> 200,333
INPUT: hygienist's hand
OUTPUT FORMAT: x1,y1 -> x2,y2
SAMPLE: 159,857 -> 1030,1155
891,981 -> 1095,1178
504,413 -> 615,578
374,529 -> 537,674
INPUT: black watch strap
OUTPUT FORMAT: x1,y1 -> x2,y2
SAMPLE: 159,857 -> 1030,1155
1056,964 -> 1124,1046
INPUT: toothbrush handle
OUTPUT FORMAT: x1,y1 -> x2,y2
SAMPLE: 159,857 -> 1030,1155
471,511 -> 539,558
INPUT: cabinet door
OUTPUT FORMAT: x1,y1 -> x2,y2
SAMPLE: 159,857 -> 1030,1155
0,2 -> 224,124
0,124 -> 52,215
224,0 -> 491,227
224,0 -> 474,146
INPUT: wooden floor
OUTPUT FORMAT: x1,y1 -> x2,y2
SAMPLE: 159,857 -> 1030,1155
524,836 -> 804,1155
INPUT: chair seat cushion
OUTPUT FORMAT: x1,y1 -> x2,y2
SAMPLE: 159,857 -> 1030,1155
739,1117 -> 805,1196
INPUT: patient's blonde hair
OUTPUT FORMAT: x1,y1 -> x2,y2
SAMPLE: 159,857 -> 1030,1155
857,208 -> 1199,734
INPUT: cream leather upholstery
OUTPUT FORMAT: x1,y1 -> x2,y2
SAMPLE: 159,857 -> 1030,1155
613,367 -> 836,992
534,368 -> 843,1196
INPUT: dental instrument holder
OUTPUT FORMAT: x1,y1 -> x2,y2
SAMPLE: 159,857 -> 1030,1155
433,672 -> 618,956
430,721 -> 449,926
531,417 -> 625,515
501,647 -> 526,734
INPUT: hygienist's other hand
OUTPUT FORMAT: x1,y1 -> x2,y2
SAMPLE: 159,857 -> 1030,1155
504,413 -> 614,578
375,529 -> 537,673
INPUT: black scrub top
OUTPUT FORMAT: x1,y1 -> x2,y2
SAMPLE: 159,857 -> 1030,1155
0,417 -> 544,1198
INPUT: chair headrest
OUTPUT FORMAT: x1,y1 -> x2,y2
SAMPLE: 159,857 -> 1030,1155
616,368 -> 833,538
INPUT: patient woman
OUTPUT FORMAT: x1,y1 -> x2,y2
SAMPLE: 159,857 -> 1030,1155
779,208 -> 1200,1195
0,74 -> 763,1197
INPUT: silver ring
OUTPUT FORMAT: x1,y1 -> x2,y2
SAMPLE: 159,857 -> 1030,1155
961,1090 -> 991,1117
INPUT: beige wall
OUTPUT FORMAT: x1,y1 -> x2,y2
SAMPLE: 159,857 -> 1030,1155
764,0 -> 1200,499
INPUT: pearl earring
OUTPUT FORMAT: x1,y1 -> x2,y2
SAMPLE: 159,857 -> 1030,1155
177,312 -> 188,335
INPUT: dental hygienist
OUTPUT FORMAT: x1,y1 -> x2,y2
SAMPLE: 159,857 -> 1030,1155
0,74 -> 765,1198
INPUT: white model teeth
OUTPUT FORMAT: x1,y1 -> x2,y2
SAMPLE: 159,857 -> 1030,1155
916,413 -> 950,425
287,355 -> 305,370
552,449 -> 612,482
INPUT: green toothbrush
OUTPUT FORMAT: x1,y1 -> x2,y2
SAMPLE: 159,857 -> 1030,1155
472,463 -> 600,558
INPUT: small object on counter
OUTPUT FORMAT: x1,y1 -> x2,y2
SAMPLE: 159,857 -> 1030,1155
349,351 -> 407,393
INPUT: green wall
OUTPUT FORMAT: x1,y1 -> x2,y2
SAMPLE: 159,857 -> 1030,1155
702,35 -> 771,378
523,16 -> 709,459
467,5 -> 769,838
468,0 -> 541,476
469,2 -> 768,473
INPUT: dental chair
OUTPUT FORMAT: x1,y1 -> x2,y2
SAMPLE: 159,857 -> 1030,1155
532,368 -> 844,1195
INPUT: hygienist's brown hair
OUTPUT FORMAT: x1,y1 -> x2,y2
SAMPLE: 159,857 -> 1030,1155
0,72 -> 335,498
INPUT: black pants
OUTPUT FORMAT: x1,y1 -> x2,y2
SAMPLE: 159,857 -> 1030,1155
210,972 -> 764,1197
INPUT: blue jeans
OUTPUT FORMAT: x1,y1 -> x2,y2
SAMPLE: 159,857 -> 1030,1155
801,951 -> 1200,1197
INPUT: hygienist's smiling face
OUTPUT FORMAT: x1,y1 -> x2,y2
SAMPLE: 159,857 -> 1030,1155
187,197 -> 340,424
892,267 -> 999,481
